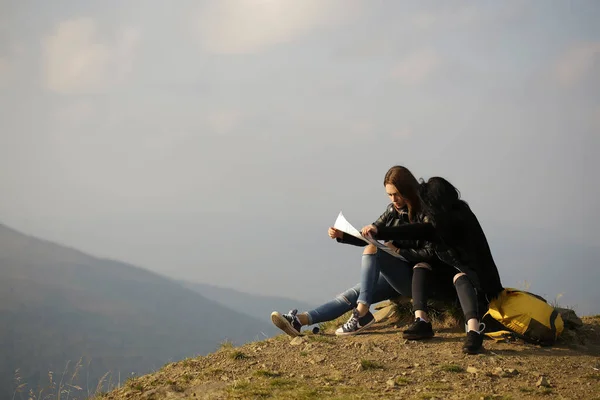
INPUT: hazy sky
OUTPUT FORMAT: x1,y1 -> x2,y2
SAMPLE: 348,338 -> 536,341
1,1 -> 599,314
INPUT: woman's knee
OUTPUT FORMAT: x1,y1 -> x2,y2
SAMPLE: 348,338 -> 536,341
453,272 -> 467,284
413,262 -> 432,271
362,244 -> 377,255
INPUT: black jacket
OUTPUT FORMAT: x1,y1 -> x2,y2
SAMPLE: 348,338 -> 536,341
337,204 -> 435,263
375,204 -> 504,301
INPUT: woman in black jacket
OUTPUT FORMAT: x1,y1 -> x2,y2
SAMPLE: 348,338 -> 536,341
364,176 -> 504,354
271,167 -> 457,338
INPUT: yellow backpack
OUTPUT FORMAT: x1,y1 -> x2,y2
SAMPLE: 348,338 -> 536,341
482,288 -> 564,346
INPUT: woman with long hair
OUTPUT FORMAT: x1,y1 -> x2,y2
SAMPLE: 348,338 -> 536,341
365,176 -> 504,354
271,166 -> 457,337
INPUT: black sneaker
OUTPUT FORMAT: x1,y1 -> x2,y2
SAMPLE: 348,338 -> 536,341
463,324 -> 485,354
270,309 -> 302,337
403,318 -> 434,340
335,308 -> 376,336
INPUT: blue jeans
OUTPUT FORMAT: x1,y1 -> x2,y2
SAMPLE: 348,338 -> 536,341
306,251 -> 413,325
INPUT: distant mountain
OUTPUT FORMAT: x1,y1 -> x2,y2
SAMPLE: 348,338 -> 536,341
180,281 -> 318,324
0,223 -> 277,400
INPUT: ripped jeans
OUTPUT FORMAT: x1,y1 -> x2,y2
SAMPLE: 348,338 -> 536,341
305,251 -> 413,325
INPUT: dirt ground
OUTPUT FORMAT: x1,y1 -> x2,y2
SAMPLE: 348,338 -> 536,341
100,311 -> 600,400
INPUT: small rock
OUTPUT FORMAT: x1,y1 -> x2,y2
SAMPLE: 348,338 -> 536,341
386,379 -> 397,388
493,367 -> 504,375
467,366 -> 479,374
143,389 -> 157,397
312,355 -> 326,364
414,363 -> 420,367
374,300 -> 393,310
374,304 -> 396,322
506,368 -> 519,376
536,376 -> 551,388
290,337 -> 304,346
556,307 -> 583,329
373,346 -> 384,353
220,375 -> 229,381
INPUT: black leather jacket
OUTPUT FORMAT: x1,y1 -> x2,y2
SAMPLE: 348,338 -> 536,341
375,205 -> 504,301
337,204 -> 435,263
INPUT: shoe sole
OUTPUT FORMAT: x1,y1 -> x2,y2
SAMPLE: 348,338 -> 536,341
402,332 -> 435,340
270,312 -> 300,337
462,347 -> 482,355
334,317 -> 376,337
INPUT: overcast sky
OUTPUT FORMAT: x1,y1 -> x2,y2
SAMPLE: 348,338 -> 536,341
1,1 -> 599,315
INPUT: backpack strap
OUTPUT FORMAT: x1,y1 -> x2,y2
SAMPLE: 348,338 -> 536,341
484,330 -> 518,342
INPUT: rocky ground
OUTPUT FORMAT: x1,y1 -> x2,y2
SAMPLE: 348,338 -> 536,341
98,305 -> 600,400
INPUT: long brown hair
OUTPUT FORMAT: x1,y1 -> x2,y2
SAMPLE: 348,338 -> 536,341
383,165 -> 422,222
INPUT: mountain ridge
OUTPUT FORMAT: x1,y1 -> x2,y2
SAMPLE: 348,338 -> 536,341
180,281 -> 318,325
0,222 -> 281,400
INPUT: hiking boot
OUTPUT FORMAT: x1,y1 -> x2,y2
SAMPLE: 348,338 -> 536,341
463,323 -> 486,354
403,318 -> 434,340
335,308 -> 375,336
270,309 -> 302,337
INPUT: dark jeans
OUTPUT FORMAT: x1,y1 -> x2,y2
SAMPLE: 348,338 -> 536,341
306,251 -> 456,325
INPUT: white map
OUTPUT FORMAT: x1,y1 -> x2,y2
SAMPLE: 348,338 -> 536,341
333,212 -> 406,259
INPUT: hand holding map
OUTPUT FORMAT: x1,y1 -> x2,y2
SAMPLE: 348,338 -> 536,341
333,212 -> 406,259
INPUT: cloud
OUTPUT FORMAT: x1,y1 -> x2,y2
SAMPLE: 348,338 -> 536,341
191,0 -> 359,54
410,2 -> 529,32
411,5 -> 482,30
42,18 -> 140,94
390,48 -> 439,85
553,42 -> 600,87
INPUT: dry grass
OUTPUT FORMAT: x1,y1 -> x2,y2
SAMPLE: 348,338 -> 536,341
12,358 -> 123,400
385,298 -> 464,331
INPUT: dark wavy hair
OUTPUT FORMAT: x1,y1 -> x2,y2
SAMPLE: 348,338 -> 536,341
419,176 -> 470,244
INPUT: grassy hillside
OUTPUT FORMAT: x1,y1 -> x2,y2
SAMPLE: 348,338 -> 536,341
101,307 -> 600,400
0,224 -> 277,400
